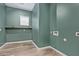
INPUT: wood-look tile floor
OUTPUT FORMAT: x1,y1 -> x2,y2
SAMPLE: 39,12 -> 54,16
0,42 -> 62,56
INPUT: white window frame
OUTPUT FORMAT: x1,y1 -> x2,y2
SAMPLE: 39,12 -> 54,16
20,15 -> 29,26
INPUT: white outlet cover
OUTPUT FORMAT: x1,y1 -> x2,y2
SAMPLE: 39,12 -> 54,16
76,32 -> 79,36
53,31 -> 59,36
63,38 -> 67,42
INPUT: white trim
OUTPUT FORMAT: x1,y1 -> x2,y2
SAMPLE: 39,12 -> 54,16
31,41 -> 67,56
0,40 -> 32,49
0,43 -> 7,49
31,41 -> 39,49
49,46 -> 67,56
5,40 -> 32,44
0,40 -> 67,56
38,46 -> 51,49
31,41 -> 51,49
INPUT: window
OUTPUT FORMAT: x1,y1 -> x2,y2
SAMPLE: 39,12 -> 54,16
20,15 -> 29,26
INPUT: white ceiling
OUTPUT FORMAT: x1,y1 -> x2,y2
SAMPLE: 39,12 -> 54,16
5,3 -> 35,11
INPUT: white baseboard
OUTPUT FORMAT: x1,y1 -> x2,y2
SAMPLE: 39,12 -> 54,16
31,41 -> 67,56
0,43 -> 7,49
31,41 -> 39,49
49,46 -> 67,56
0,40 -> 67,56
0,40 -> 32,49
31,41 -> 51,49
5,40 -> 33,44
37,46 -> 51,49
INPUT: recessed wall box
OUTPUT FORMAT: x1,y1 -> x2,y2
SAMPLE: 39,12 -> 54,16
76,32 -> 79,36
53,31 -> 59,36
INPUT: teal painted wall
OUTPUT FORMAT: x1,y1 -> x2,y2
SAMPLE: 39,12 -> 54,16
50,3 -> 79,56
0,3 -> 79,56
56,4 -> 79,56
32,4 -> 50,47
6,7 -> 32,27
50,4 -> 57,48
0,4 -> 6,46
6,28 -> 32,42
39,4 -> 50,47
32,4 -> 40,46
5,7 -> 32,42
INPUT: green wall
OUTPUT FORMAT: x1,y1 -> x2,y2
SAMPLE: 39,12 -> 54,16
39,4 -> 50,47
32,4 -> 40,47
50,3 -> 79,56
5,7 -> 32,42
0,4 -> 32,45
32,4 -> 50,47
56,4 -> 79,56
0,4 -> 6,46
0,3 -> 79,56
50,4 -> 57,48
6,7 -> 32,27
6,28 -> 32,42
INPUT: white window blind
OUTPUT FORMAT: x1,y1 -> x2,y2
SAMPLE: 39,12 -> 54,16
20,16 -> 29,26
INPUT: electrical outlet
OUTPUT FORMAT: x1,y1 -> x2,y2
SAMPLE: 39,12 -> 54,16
76,32 -> 79,37
53,31 -> 59,36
